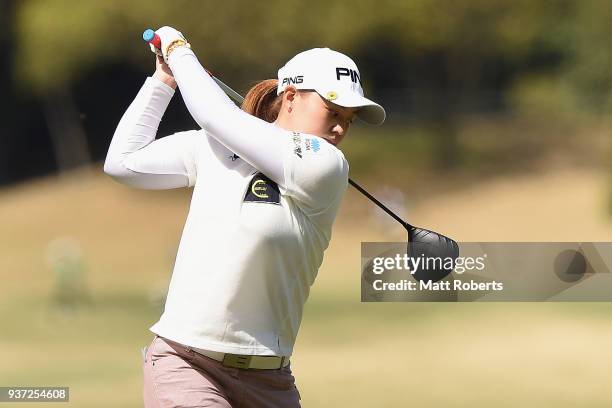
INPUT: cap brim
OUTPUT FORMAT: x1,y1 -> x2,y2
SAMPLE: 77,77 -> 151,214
355,102 -> 386,125
323,92 -> 386,125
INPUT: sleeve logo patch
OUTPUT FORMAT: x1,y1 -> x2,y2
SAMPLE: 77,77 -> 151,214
292,132 -> 303,158
244,173 -> 280,204
305,137 -> 321,153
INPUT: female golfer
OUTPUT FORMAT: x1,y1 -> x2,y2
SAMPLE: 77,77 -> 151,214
104,26 -> 385,408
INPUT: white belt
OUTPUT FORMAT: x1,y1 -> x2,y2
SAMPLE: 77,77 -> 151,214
188,346 -> 290,370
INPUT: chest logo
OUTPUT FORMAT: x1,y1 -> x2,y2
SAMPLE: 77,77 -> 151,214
244,173 -> 280,205
252,179 -> 269,198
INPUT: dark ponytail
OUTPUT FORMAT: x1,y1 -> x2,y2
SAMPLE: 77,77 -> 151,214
241,79 -> 282,123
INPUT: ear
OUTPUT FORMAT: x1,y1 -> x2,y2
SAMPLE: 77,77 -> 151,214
283,85 -> 298,103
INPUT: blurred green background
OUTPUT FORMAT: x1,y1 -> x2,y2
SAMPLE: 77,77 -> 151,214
3,0 -> 612,406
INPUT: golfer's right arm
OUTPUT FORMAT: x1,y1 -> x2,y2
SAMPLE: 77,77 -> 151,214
104,76 -> 200,189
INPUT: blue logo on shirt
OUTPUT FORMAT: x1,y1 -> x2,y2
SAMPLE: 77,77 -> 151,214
305,137 -> 321,153
311,139 -> 320,152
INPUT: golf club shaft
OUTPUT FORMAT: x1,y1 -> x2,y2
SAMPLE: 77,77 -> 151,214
347,179 -> 410,231
213,78 -> 245,106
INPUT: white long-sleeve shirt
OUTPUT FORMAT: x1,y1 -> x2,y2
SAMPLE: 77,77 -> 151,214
104,49 -> 349,356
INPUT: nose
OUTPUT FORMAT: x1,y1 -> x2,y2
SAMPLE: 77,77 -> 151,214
331,122 -> 347,138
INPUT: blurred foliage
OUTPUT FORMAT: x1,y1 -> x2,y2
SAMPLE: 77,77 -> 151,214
509,75 -> 578,118
8,0 -> 583,97
6,0 -> 612,184
563,0 -> 612,113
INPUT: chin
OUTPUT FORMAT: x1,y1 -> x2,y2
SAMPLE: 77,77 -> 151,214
320,136 -> 338,146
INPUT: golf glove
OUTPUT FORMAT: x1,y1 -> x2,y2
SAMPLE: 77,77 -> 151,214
149,26 -> 190,64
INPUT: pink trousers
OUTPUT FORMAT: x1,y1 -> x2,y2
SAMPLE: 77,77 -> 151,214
142,335 -> 302,408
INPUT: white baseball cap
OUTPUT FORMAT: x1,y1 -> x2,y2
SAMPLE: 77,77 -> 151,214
277,48 -> 386,125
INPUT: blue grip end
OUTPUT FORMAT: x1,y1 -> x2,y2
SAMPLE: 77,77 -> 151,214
142,29 -> 155,42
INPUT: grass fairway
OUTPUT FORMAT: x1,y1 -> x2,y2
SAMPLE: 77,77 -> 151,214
1,165 -> 612,407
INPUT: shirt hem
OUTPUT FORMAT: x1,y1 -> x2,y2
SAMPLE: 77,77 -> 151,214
149,325 -> 293,357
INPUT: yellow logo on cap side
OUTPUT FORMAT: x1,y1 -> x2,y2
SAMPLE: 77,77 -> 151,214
326,91 -> 338,101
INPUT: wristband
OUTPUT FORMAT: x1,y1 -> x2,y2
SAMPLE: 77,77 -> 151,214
166,39 -> 191,60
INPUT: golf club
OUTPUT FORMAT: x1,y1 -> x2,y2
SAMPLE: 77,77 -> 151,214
143,29 -> 459,282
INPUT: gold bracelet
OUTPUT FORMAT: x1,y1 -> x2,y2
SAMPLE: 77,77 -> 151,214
165,39 -> 191,59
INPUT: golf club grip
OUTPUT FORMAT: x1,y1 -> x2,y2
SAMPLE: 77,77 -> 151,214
143,29 -> 161,50
143,28 -> 219,79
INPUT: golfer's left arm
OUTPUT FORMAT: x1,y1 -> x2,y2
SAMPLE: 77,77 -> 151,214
167,47 -> 293,184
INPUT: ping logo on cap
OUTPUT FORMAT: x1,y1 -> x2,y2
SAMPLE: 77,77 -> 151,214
336,67 -> 361,85
281,75 -> 304,86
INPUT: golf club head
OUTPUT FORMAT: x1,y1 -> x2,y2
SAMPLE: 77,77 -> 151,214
407,226 -> 459,283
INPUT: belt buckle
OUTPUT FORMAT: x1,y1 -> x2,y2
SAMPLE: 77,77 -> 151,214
222,354 -> 252,369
